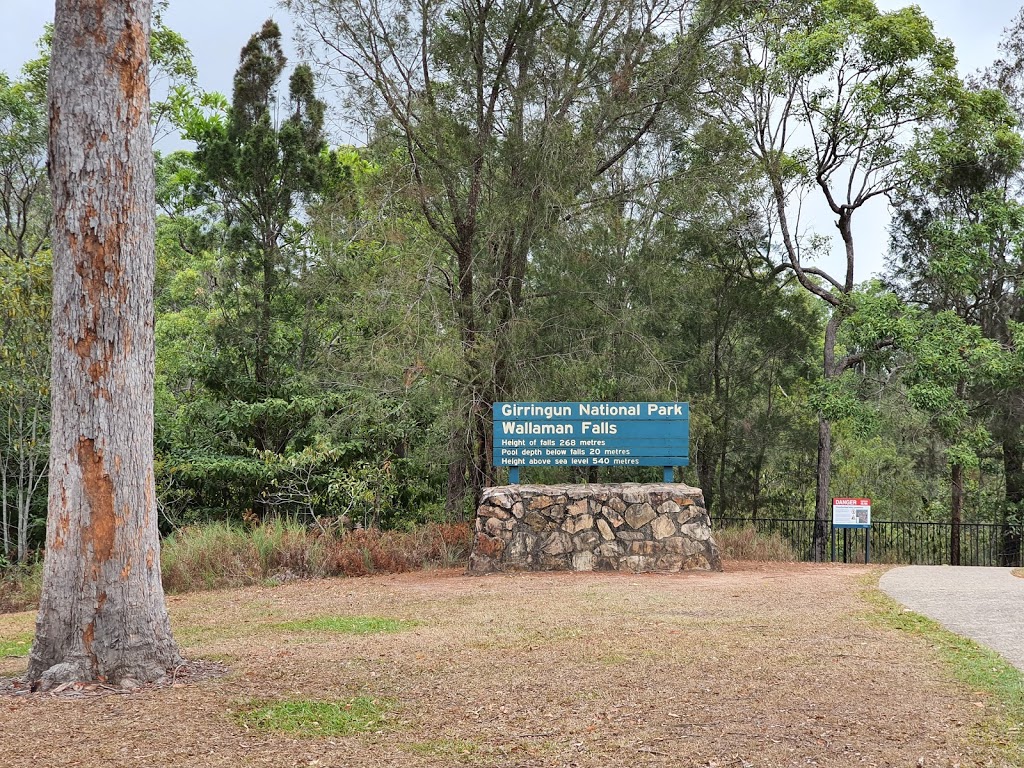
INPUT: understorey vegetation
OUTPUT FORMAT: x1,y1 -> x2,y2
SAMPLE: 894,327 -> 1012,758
5,0 -> 1024,577
0,520 -> 472,614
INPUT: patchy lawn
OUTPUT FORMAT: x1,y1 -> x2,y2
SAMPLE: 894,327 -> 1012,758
0,562 -> 1011,767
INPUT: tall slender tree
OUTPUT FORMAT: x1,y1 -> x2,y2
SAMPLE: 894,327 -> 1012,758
27,0 -> 181,687
709,0 -> 957,558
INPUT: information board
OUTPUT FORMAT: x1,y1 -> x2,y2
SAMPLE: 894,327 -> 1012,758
832,497 -> 871,528
492,402 -> 689,468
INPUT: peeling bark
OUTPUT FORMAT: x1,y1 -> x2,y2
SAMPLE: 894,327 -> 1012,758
26,0 -> 181,687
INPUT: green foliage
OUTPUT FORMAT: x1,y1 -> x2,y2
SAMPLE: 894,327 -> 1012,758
236,697 -> 396,738
273,616 -> 420,635
4,0 -> 1023,547
150,22 -> 451,527
0,54 -> 51,562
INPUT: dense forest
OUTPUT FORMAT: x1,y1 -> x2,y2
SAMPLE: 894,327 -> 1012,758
3,0 -> 1024,565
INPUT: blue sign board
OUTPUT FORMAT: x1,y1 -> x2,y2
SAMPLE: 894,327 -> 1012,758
493,402 -> 689,482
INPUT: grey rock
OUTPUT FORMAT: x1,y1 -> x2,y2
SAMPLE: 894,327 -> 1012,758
567,498 -> 589,517
525,511 -> 546,530
662,537 -> 685,554
573,530 -> 600,551
478,505 -> 510,520
598,541 -> 624,557
625,502 -> 657,529
680,521 -> 712,541
621,555 -> 656,572
487,491 -> 516,509
655,553 -> 684,571
657,500 -> 681,517
651,514 -> 676,540
628,540 -> 656,556
571,551 -> 595,571
615,531 -> 646,541
508,531 -> 538,559
602,505 -> 625,528
470,483 -> 718,575
542,531 -> 573,555
563,513 -> 593,534
621,487 -> 645,504
527,494 -> 555,510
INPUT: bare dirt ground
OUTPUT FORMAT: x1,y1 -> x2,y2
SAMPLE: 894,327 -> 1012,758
0,562 -> 1011,767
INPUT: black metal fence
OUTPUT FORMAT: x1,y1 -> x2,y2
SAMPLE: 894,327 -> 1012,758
713,517 -> 1024,567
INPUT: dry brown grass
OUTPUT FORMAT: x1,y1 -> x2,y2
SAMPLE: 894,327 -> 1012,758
713,524 -> 799,561
0,522 -> 473,615
0,562 -> 1010,767
160,520 -> 472,593
0,564 -> 41,614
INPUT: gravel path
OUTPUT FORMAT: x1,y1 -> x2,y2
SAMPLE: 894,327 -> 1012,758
880,566 -> 1024,671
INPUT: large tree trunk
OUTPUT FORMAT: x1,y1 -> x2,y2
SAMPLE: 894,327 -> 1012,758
27,0 -> 181,687
950,462 -> 963,566
1002,435 -> 1024,568
812,315 -> 841,562
813,415 -> 831,562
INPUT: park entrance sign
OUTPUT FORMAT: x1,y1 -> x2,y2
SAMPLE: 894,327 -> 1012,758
493,402 -> 689,483
472,401 -> 718,574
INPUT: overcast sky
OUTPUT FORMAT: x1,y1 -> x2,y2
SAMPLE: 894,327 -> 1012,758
1,0 -> 1022,280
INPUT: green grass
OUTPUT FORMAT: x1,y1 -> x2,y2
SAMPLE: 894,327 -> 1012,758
863,576 -> 1024,761
273,615 -> 420,635
237,697 -> 395,738
0,633 -> 32,657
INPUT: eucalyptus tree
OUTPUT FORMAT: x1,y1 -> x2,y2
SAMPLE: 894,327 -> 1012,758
287,0 -> 736,510
889,83 -> 1024,564
707,0 -> 958,558
0,13 -> 198,564
28,0 -> 181,687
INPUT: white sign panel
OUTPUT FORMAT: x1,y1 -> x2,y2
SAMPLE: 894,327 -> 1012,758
832,497 -> 871,527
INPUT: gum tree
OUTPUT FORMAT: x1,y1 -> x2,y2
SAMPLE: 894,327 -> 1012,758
27,0 -> 181,687
709,0 -> 957,558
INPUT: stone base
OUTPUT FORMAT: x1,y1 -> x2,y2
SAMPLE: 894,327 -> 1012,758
468,483 -> 721,574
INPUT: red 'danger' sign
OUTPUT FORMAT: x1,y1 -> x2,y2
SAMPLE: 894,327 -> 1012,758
832,498 -> 871,527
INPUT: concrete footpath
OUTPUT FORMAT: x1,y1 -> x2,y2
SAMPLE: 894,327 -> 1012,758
879,566 -> 1024,672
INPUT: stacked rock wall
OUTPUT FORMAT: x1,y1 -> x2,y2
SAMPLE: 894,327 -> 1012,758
468,483 -> 721,574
